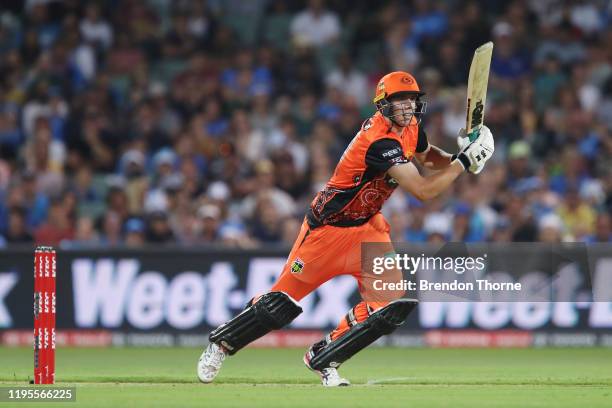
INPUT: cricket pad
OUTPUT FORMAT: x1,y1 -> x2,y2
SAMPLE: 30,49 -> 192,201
209,291 -> 302,355
309,299 -> 418,371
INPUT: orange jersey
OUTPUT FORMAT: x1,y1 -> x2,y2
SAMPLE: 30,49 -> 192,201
307,112 -> 429,228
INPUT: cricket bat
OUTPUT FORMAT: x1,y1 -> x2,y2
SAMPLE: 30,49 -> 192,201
466,42 -> 494,141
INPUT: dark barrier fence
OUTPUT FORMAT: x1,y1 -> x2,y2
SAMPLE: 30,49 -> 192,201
1,245 -> 611,347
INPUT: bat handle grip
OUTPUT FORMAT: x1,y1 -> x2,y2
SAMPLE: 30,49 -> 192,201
467,126 -> 481,142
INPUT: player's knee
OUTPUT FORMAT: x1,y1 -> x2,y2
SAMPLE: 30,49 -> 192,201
209,291 -> 302,354
309,299 -> 418,370
370,299 -> 418,334
254,291 -> 302,329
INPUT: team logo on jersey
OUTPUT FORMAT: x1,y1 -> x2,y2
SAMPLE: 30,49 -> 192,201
290,258 -> 305,275
360,188 -> 384,205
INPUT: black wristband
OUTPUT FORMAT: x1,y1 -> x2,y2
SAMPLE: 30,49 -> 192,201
452,153 -> 470,171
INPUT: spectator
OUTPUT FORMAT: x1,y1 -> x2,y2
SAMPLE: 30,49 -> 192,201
585,213 -> 612,243
490,21 -> 531,80
490,218 -> 513,243
105,186 -> 130,221
405,200 -> 428,243
63,216 -> 100,248
79,3 -> 113,49
450,203 -> 485,242
506,141 -> 533,189
5,207 -> 33,243
99,210 -> 122,246
70,164 -> 99,204
124,217 -> 145,247
240,159 -> 296,220
34,196 -> 75,246
20,171 -> 50,229
66,107 -> 119,172
251,195 -> 283,244
0,0 -> 608,248
267,117 -> 309,176
262,0 -> 293,51
388,210 -> 409,242
290,0 -> 340,48
145,210 -> 175,243
325,53 -> 369,107
120,149 -> 149,214
538,213 -> 564,243
198,204 -> 221,244
557,186 -> 596,240
424,212 -> 451,243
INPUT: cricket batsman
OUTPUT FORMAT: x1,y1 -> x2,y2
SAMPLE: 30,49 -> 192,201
197,71 -> 495,386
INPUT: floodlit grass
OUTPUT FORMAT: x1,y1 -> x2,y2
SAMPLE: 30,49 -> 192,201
1,347 -> 610,407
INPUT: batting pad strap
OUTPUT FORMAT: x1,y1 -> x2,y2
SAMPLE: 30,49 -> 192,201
209,291 -> 302,355
345,307 -> 358,327
366,304 -> 374,315
309,299 -> 418,371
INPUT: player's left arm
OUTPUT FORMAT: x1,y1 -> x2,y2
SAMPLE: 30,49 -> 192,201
413,127 -> 454,170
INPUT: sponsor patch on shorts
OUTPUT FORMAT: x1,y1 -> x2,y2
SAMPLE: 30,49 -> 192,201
290,258 -> 305,275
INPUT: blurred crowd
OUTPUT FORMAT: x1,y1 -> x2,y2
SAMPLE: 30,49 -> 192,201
0,0 -> 610,248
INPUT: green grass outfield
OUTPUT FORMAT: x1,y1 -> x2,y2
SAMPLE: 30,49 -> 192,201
0,347 -> 611,407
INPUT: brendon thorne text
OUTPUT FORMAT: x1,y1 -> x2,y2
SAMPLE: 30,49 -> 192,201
373,279 -> 522,292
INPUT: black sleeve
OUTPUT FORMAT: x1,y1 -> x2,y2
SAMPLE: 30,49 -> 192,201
365,138 -> 409,172
416,126 -> 429,153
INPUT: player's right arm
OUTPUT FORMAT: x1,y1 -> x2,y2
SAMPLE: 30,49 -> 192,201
388,161 -> 464,201
387,126 -> 495,201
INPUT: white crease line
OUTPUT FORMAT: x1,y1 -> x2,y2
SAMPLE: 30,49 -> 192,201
366,377 -> 418,385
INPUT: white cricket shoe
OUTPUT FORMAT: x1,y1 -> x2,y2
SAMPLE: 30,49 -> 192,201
303,348 -> 350,387
318,367 -> 351,387
197,342 -> 226,383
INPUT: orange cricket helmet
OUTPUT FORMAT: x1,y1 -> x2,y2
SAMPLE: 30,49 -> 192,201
373,71 -> 424,103
373,71 -> 426,125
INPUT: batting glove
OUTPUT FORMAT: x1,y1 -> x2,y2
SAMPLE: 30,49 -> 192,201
452,126 -> 494,174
